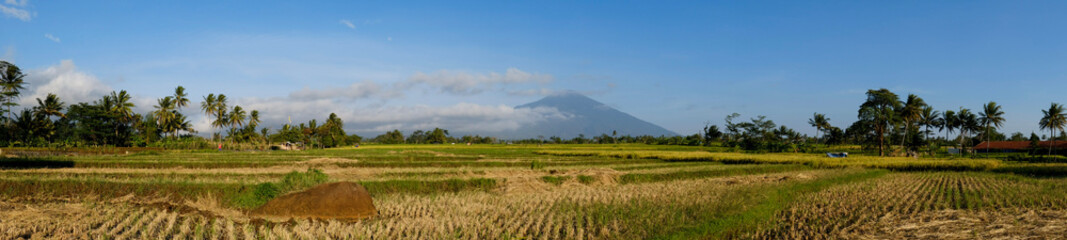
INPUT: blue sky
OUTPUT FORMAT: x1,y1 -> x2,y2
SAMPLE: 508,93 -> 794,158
4,1 -> 1067,137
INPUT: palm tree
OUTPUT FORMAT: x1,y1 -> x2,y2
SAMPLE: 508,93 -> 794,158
154,97 -> 175,138
109,90 -> 136,123
898,94 -> 926,151
808,113 -> 829,145
957,108 -> 979,155
942,110 -> 957,144
201,93 -> 217,140
173,86 -> 189,112
918,106 -> 940,143
34,93 -> 66,119
248,110 -> 261,127
212,94 -> 229,138
979,101 -> 1005,156
1040,103 -> 1067,156
1,61 -> 28,121
228,105 -> 247,132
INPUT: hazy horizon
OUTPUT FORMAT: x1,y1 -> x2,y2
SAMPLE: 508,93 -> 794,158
5,1 -> 1067,138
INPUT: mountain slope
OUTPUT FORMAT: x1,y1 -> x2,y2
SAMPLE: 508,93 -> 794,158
501,92 -> 678,139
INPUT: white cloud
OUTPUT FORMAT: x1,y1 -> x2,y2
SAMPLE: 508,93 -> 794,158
4,0 -> 27,7
288,80 -> 400,100
20,60 -> 113,106
44,33 -> 59,43
339,19 -> 355,29
0,4 -> 31,21
507,88 -> 563,97
404,68 -> 554,95
234,94 -> 570,136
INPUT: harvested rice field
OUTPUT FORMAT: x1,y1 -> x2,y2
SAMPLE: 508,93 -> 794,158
2,144 -> 1066,239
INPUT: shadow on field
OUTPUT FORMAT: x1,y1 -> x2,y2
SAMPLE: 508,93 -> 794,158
0,157 -> 75,169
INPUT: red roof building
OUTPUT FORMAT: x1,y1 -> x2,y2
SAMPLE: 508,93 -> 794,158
973,141 -> 1067,151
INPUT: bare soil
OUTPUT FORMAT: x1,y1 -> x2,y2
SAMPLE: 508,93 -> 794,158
250,182 -> 377,221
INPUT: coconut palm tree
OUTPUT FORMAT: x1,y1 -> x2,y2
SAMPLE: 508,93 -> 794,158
942,110 -> 957,144
228,105 -> 246,132
1,61 -> 28,121
957,108 -> 979,155
201,93 -> 218,140
808,113 -> 830,145
918,106 -> 940,143
248,110 -> 261,127
212,94 -> 229,137
33,93 -> 66,119
154,96 -> 176,138
173,86 -> 189,112
1040,103 -> 1067,156
979,101 -> 1005,156
898,94 -> 926,151
109,90 -> 136,123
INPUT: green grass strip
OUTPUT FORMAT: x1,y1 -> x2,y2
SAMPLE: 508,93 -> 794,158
359,178 -> 498,195
655,169 -> 888,239
618,164 -> 810,184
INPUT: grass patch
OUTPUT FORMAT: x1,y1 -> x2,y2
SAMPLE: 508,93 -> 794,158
540,176 -> 572,186
577,175 -> 596,184
359,178 -> 499,195
618,165 -> 809,184
230,168 -> 330,209
656,169 -> 888,239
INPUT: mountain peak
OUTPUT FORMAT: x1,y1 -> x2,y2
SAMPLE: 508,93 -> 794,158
505,92 -> 679,139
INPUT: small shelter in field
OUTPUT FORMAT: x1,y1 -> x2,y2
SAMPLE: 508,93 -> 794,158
973,141 -> 1067,153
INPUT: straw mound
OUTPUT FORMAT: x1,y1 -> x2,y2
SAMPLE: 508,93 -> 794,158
250,182 -> 377,221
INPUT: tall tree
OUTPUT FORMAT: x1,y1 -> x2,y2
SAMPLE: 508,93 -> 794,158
858,89 -> 902,156
979,101 -> 1005,156
898,94 -> 926,151
173,86 -> 189,112
918,106 -> 940,143
33,93 -> 66,119
212,94 -> 229,137
153,96 -> 176,138
200,93 -> 218,140
942,110 -> 957,144
248,110 -> 261,127
956,108 -> 979,155
31,94 -> 65,141
0,61 -> 27,121
1040,103 -> 1067,156
228,105 -> 246,131
808,113 -> 830,145
109,90 -> 136,123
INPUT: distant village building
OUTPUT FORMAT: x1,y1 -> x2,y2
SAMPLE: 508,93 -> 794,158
973,141 -> 1067,153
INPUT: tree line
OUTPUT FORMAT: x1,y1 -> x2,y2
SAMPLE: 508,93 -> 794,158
0,61 -> 362,149
699,88 -> 1067,156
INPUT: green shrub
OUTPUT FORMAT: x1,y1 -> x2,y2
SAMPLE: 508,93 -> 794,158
231,168 -> 329,209
280,168 -> 329,192
541,176 -> 571,186
577,175 -> 595,184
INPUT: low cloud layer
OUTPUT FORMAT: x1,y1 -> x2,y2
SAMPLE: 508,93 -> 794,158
288,80 -> 399,100
404,68 -> 553,95
15,63 -> 574,137
234,95 -> 570,136
21,60 -> 112,106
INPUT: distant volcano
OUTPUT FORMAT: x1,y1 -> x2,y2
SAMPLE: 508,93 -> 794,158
499,92 -> 678,139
